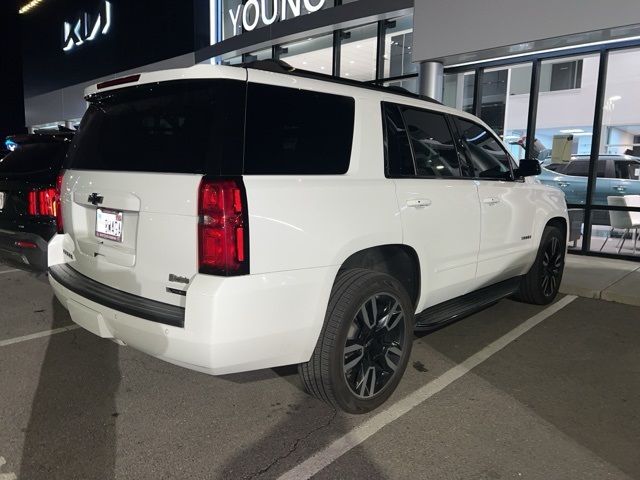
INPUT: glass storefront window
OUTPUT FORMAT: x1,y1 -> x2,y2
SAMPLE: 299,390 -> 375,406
480,63 -> 532,160
533,54 -> 600,208
588,208 -> 640,257
382,16 -> 417,79
443,72 -> 475,113
383,78 -> 418,95
593,48 -> 640,207
221,55 -> 242,66
244,48 -> 272,62
340,23 -> 377,81
279,34 -> 333,74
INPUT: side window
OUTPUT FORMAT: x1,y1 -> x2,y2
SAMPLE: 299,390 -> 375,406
244,83 -> 355,175
454,117 -> 514,179
400,108 -> 462,178
565,161 -> 589,177
382,103 -> 415,176
565,160 -> 605,178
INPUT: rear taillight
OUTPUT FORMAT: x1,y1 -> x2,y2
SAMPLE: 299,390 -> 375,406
198,177 -> 249,276
55,171 -> 64,233
26,171 -> 64,233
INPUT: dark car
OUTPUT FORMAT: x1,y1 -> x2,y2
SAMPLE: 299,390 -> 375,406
0,133 -> 72,270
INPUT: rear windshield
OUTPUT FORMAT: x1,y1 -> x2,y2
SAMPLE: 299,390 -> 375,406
0,143 -> 67,175
65,80 -> 245,174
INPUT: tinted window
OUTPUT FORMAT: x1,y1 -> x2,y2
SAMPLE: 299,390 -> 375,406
615,160 -> 640,180
65,80 -> 245,174
565,160 -> 605,177
454,117 -> 513,179
244,84 -> 354,175
0,143 -> 68,175
400,108 -> 461,177
382,104 -> 414,176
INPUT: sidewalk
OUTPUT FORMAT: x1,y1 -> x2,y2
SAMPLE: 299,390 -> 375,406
560,254 -> 640,307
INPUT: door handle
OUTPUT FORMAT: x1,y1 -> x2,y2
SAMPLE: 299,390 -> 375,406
406,199 -> 431,208
613,185 -> 626,193
557,182 -> 570,188
482,197 -> 501,206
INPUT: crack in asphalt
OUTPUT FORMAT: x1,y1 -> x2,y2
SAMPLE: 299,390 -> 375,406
246,408 -> 339,480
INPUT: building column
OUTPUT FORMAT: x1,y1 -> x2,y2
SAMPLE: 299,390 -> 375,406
419,61 -> 444,102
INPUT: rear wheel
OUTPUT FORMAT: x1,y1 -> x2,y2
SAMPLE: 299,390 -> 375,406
516,225 -> 565,305
299,269 -> 414,414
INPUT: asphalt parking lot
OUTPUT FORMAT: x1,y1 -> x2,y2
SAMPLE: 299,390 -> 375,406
1,261 -> 639,480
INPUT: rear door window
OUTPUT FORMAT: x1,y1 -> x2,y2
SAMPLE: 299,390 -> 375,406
65,80 -> 246,174
400,107 -> 462,178
565,160 -> 606,177
244,83 -> 355,175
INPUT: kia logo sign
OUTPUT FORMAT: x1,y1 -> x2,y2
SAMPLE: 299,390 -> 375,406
63,0 -> 112,52
229,0 -> 325,35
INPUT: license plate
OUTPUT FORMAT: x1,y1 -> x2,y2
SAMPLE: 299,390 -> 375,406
95,208 -> 123,242
0,192 -> 4,210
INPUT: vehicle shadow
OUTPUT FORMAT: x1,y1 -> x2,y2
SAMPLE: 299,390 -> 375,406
220,369 -> 385,480
19,297 -> 120,480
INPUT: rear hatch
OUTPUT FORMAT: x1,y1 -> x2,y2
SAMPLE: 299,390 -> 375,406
62,76 -> 246,307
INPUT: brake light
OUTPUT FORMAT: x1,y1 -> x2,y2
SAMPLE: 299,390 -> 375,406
55,171 -> 64,233
26,171 -> 64,233
198,177 -> 249,276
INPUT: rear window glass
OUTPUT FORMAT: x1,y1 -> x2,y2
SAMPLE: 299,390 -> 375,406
65,80 -> 245,174
244,83 -> 354,175
0,143 -> 67,175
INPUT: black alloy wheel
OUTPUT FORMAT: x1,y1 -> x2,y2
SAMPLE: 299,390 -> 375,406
343,293 -> 405,399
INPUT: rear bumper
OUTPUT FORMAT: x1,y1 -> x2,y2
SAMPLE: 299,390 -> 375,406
0,228 -> 51,271
49,262 -> 338,375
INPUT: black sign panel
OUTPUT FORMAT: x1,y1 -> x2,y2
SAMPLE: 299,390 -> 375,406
22,0 -> 209,97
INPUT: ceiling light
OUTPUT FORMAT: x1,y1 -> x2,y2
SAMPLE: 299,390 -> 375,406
560,129 -> 584,134
349,60 -> 355,64
356,44 -> 362,49
302,61 -> 308,65
609,95 -> 622,102
345,73 -> 350,77
19,0 -> 45,14
320,66 -> 325,70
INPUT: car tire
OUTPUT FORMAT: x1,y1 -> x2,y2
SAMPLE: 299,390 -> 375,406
516,225 -> 565,305
299,268 -> 414,414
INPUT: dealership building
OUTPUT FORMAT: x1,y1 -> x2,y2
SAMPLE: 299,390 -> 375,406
15,0 -> 640,260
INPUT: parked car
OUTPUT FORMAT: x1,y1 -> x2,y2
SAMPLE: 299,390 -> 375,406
48,61 -> 568,413
544,155 -> 640,179
0,133 -> 71,270
537,156 -> 640,206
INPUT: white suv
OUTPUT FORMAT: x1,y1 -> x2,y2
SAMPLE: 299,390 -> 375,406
48,61 -> 568,413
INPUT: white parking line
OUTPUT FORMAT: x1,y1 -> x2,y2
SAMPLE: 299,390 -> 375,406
278,295 -> 578,480
0,269 -> 23,275
0,456 -> 17,480
0,325 -> 81,348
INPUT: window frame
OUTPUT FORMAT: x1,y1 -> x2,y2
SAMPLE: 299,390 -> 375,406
381,101 -> 473,181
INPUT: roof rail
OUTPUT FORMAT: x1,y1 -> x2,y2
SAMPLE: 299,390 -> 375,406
240,59 -> 442,105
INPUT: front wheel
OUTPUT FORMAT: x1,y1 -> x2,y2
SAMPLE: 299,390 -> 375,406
299,269 -> 414,414
516,225 -> 566,305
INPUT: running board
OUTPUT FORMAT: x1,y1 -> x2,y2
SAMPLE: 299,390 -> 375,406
414,277 -> 522,330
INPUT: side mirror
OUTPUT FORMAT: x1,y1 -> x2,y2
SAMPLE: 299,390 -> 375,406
515,159 -> 541,178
